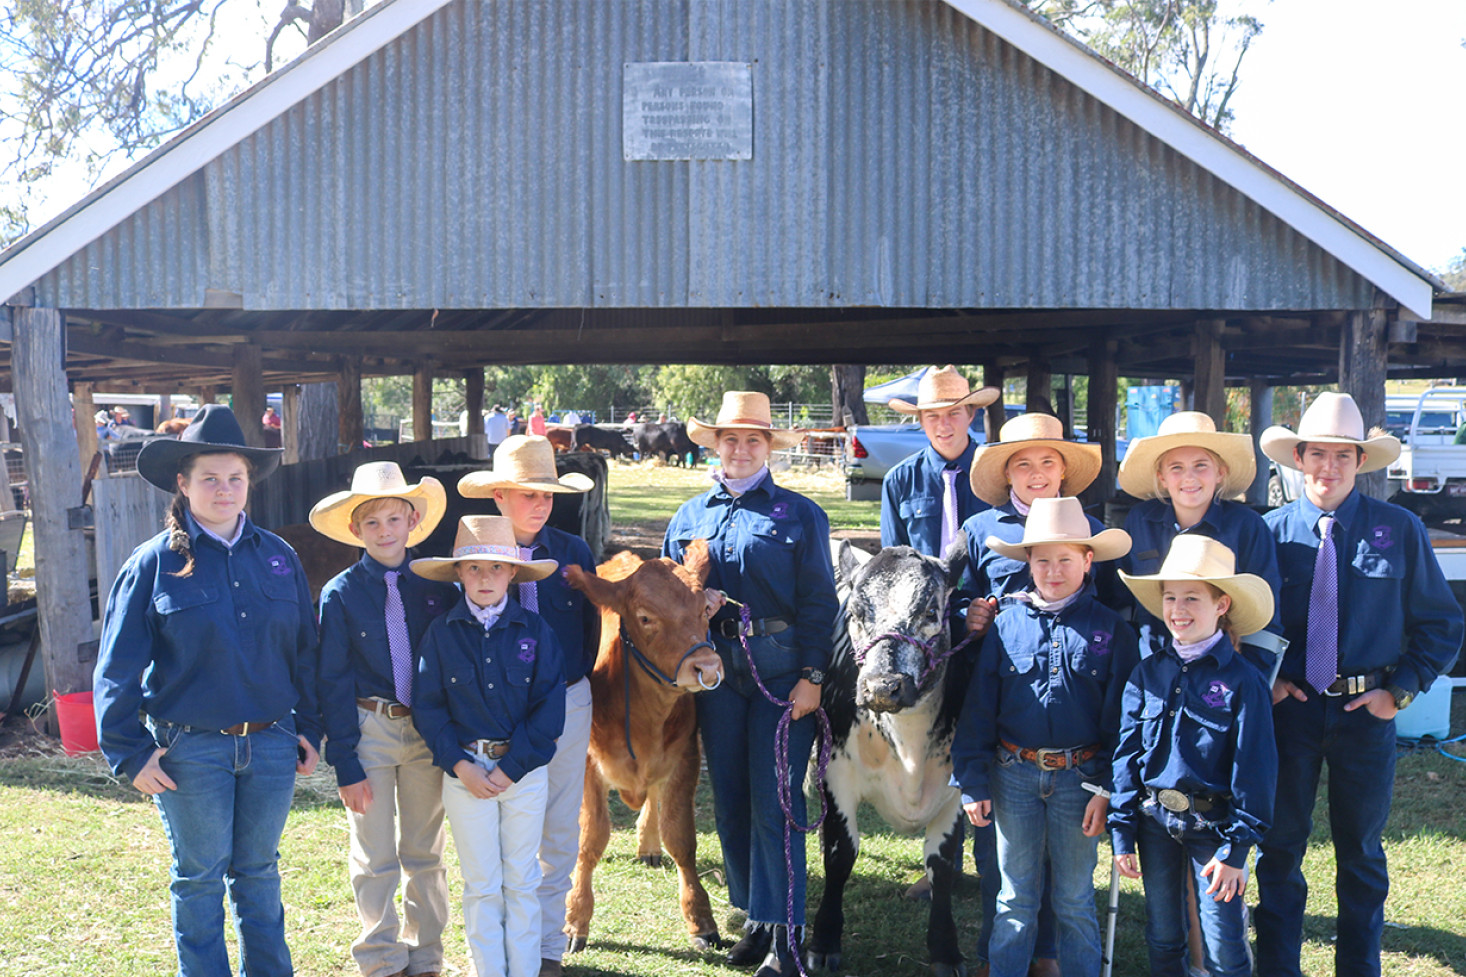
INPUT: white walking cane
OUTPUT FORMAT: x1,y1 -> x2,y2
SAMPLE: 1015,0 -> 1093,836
1084,781 -> 1120,977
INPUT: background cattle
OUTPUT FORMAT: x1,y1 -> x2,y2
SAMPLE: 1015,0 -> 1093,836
630,421 -> 698,466
571,423 -> 636,459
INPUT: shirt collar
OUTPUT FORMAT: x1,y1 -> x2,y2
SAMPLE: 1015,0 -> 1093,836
1165,631 -> 1237,666
467,593 -> 510,629
360,552 -> 410,581
706,474 -> 776,506
921,438 -> 976,475
1298,487 -> 1361,535
184,510 -> 250,549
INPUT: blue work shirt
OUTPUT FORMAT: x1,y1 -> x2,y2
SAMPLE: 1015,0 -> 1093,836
1108,636 -> 1276,867
960,501 -> 1121,605
316,554 -> 459,787
94,513 -> 322,781
663,476 -> 837,674
1121,497 -> 1283,666
512,526 -> 601,686
952,589 -> 1139,802
881,440 -> 988,555
1265,489 -> 1463,695
413,597 -> 566,783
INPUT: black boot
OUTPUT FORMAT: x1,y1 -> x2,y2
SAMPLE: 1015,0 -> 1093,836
726,922 -> 773,968
754,925 -> 802,977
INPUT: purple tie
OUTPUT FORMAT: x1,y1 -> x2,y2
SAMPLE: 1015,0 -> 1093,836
940,467 -> 960,556
383,571 -> 414,706
1305,514 -> 1338,694
518,547 -> 539,613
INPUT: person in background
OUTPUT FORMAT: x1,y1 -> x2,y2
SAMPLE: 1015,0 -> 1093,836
262,405 -> 282,430
529,405 -> 547,437
486,405 -> 511,448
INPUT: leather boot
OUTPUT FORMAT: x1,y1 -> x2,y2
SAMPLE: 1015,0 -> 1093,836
754,925 -> 802,977
726,922 -> 773,968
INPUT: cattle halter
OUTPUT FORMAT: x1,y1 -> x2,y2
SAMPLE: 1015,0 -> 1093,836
618,623 -> 721,761
855,628 -> 977,688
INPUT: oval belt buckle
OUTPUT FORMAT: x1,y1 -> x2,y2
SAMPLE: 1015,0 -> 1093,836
1157,789 -> 1191,813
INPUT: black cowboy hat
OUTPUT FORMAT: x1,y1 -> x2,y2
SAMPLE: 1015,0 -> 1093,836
135,404 -> 283,492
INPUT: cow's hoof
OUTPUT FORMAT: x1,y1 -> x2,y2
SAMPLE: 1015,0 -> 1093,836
637,853 -> 664,868
690,930 -> 724,952
931,962 -> 966,977
565,935 -> 588,955
805,949 -> 841,971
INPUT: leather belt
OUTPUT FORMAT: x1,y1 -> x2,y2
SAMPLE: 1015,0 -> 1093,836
221,719 -> 278,737
1148,787 -> 1228,815
1001,740 -> 1100,770
1323,671 -> 1384,697
357,697 -> 411,719
719,616 -> 790,639
466,738 -> 511,760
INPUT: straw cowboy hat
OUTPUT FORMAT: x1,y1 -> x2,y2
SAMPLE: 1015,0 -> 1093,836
458,435 -> 594,496
308,462 -> 447,548
1119,534 -> 1275,637
986,496 -> 1132,563
686,391 -> 804,450
410,515 -> 558,583
1259,391 -> 1400,474
969,413 -> 1103,506
888,365 -> 1001,415
135,404 -> 282,493
1118,411 -> 1257,500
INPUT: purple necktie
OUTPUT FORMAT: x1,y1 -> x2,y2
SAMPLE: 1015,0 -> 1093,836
1305,514 -> 1338,694
940,467 -> 960,556
518,547 -> 539,613
383,571 -> 414,706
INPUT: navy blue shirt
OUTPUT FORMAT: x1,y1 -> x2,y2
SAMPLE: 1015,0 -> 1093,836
961,501 -> 1121,604
94,514 -> 322,781
663,476 -> 837,674
413,597 -> 567,783
1109,636 -> 1276,867
1121,497 -> 1283,665
512,526 -> 600,686
1265,489 -> 1463,695
952,590 -> 1139,802
317,554 -> 459,787
881,440 -> 988,555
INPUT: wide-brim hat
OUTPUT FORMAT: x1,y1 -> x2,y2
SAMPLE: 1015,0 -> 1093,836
986,496 -> 1131,563
1259,392 -> 1400,474
409,515 -> 559,583
308,462 -> 447,548
1119,535 -> 1275,637
686,391 -> 804,450
970,413 -> 1103,506
888,365 -> 1000,415
1118,411 -> 1257,500
458,435 -> 594,496
135,404 -> 282,493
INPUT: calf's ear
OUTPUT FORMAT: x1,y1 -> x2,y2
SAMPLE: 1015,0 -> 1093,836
941,530 -> 969,590
835,539 -> 862,589
680,538 -> 714,585
565,564 -> 626,610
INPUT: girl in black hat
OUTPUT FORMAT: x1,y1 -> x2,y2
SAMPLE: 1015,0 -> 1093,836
93,404 -> 323,977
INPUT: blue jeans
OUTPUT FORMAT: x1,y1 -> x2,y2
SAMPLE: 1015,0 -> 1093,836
696,661 -> 815,926
972,825 -> 1058,963
988,750 -> 1101,977
150,717 -> 301,977
1137,806 -> 1250,977
1255,694 -> 1396,977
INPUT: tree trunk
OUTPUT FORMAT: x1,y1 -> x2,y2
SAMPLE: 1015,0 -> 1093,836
413,366 -> 434,443
830,365 -> 868,427
337,357 -> 363,453
308,0 -> 346,41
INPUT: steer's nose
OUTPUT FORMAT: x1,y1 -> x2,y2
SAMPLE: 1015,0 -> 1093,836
857,672 -> 916,712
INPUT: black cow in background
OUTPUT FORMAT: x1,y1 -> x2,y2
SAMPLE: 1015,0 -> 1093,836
571,424 -> 637,459
631,421 -> 699,466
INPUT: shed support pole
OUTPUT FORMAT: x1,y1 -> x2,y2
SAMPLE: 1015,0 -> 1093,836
1026,352 -> 1052,414
1339,308 -> 1389,499
465,369 -> 485,437
338,358 -> 363,453
1193,319 -> 1227,424
282,384 -> 302,465
412,366 -> 433,443
1084,341 -> 1119,512
197,385 -> 217,405
231,343 -> 265,449
1248,381 -> 1274,506
12,307 -> 97,712
158,393 -> 172,424
982,362 -> 1006,442
74,382 -> 99,473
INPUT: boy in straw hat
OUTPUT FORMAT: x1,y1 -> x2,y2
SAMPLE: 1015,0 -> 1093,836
1112,536 -> 1277,977
951,498 -> 1139,977
1252,392 -> 1462,977
411,516 -> 567,977
458,435 -> 598,977
311,462 -> 457,977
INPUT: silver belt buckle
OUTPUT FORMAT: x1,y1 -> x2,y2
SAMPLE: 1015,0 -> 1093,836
1157,789 -> 1191,813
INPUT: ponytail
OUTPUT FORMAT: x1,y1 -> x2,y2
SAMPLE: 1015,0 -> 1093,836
165,492 -> 197,578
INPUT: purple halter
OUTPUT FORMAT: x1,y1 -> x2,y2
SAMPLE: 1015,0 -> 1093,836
855,628 -> 977,688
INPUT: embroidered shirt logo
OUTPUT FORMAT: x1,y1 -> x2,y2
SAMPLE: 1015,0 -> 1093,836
517,639 -> 537,663
1370,525 -> 1394,550
1202,681 -> 1230,709
267,556 -> 292,575
770,502 -> 790,520
1091,631 -> 1113,656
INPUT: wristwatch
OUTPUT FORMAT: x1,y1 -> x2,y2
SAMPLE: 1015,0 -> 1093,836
801,667 -> 825,686
1384,683 -> 1415,711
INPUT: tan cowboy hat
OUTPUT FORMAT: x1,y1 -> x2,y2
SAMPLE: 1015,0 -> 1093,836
986,497 -> 1132,563
458,435 -> 594,496
309,462 -> 447,547
888,365 -> 1001,415
969,413 -> 1103,506
1118,411 -> 1257,500
686,391 -> 804,450
410,515 -> 558,583
1119,535 -> 1274,637
1259,392 -> 1400,474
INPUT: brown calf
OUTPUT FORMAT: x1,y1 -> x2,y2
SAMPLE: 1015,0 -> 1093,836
563,541 -> 725,953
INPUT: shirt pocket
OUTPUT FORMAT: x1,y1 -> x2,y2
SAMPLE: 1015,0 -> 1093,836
1181,691 -> 1235,760
1001,644 -> 1039,677
1350,543 -> 1402,581
898,495 -> 940,528
152,582 -> 218,616
1139,694 -> 1166,751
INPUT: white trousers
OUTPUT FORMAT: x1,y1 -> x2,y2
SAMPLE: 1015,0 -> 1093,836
442,760 -> 548,977
538,677 -> 593,961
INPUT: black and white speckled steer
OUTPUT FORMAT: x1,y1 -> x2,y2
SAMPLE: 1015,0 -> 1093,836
807,537 -> 971,977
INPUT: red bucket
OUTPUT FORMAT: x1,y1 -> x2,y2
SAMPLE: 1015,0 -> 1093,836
55,690 -> 99,756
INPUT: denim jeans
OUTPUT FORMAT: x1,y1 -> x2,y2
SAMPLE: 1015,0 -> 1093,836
149,717 -> 301,977
538,677 -> 594,961
1136,805 -> 1250,977
1255,694 -> 1397,977
988,750 -> 1101,977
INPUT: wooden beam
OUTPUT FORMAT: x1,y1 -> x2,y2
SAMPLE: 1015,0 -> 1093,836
1083,340 -> 1119,509
65,329 -> 308,374
1193,319 -> 1227,424
465,368 -> 485,437
983,362 -> 1006,442
412,365 -> 433,443
73,382 -> 99,475
1339,308 -> 1389,499
231,343 -> 266,449
338,358 -> 363,453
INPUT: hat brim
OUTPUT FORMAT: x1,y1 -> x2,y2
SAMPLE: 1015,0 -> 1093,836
1118,569 -> 1275,638
985,527 -> 1131,564
1117,431 -> 1257,499
135,438 -> 283,493
458,471 -> 595,496
887,385 -> 1001,415
408,554 -> 558,583
1259,426 -> 1400,474
307,477 -> 448,548
970,440 -> 1103,506
686,417 -> 804,450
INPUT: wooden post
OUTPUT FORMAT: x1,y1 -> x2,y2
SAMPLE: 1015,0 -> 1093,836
1084,340 -> 1119,511
296,381 -> 340,460
197,385 -> 217,405
1193,319 -> 1227,424
230,342 -> 265,449
465,369 -> 486,437
1339,308 -> 1389,499
11,307 -> 97,705
1058,374 -> 1075,438
338,357 -> 363,452
1248,380 -> 1274,505
281,385 -> 302,465
982,361 -> 1006,442
157,393 -> 172,426
412,365 -> 434,443
1025,352 -> 1052,414
74,381 -> 99,473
